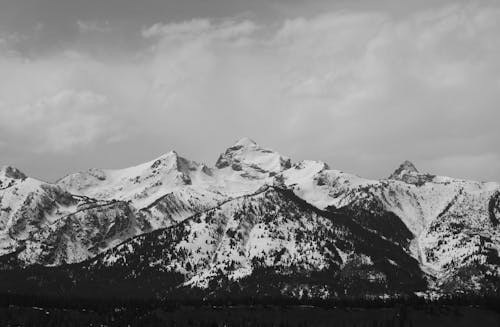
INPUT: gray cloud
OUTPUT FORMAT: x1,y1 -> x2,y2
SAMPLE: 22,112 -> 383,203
0,90 -> 117,153
0,1 -> 498,182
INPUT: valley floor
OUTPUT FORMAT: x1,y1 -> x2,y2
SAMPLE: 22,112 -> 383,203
0,304 -> 499,327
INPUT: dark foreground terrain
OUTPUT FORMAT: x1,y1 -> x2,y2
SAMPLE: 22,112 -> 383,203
0,304 -> 499,327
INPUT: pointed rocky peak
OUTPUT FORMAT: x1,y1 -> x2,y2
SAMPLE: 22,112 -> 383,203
215,137 -> 291,174
389,160 -> 418,180
146,150 -> 205,182
149,150 -> 180,170
0,165 -> 27,181
219,137 -> 260,156
388,160 -> 435,185
233,137 -> 258,148
400,160 -> 418,173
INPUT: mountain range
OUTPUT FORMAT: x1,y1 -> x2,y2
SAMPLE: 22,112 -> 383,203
0,137 -> 499,300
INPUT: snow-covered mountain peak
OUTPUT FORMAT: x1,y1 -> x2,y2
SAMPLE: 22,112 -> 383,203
0,166 -> 28,190
389,160 -> 419,178
215,138 -> 291,175
155,149 -> 178,160
388,160 -> 434,185
148,150 -> 197,175
56,150 -> 212,208
233,137 -> 258,148
0,166 -> 27,181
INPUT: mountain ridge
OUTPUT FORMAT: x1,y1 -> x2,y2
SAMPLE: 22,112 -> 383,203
0,137 -> 499,299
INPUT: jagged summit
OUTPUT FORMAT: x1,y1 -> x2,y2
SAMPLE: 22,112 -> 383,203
388,160 -> 435,185
0,166 -> 27,181
233,137 -> 258,148
0,166 -> 28,191
389,160 -> 419,180
156,149 -> 179,159
148,150 -> 198,174
215,138 -> 291,174
400,160 -> 418,173
56,149 -> 209,208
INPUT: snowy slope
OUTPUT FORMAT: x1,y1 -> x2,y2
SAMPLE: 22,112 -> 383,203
215,137 -> 291,174
55,138 -> 291,234
282,159 -> 500,290
0,139 -> 293,265
93,187 -> 425,296
57,138 -> 290,209
0,166 -> 77,256
0,138 -> 499,296
57,151 -> 215,208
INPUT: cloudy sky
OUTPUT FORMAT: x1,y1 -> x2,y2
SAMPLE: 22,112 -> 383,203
0,0 -> 499,182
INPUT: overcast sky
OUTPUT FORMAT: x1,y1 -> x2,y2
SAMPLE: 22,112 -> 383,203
0,0 -> 499,182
